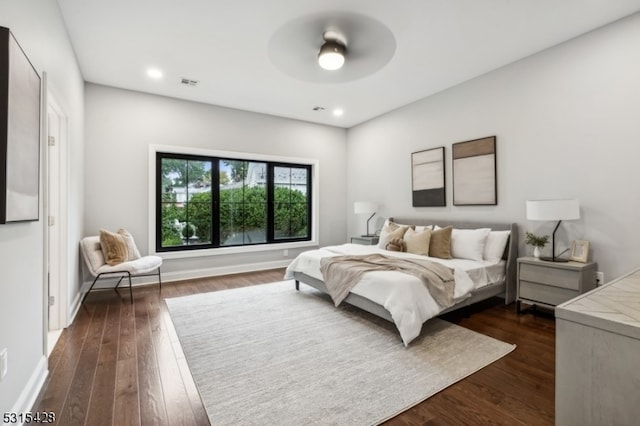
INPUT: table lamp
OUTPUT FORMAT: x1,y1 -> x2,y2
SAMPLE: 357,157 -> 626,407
526,199 -> 580,262
354,202 -> 377,237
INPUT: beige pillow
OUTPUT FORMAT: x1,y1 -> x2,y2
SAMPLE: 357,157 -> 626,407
377,221 -> 409,249
100,229 -> 129,266
429,226 -> 453,259
404,227 -> 432,256
117,228 -> 141,261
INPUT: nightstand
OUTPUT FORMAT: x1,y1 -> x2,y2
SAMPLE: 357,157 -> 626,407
350,236 -> 379,245
516,257 -> 597,313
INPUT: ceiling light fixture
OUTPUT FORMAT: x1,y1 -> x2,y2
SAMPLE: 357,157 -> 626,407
318,31 -> 346,71
333,108 -> 344,117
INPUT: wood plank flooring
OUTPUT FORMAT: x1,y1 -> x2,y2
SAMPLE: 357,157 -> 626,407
33,269 -> 555,425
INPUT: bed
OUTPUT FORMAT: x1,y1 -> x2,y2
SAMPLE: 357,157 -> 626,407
285,217 -> 518,345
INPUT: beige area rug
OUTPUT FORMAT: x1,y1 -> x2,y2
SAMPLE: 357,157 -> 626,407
165,281 -> 515,425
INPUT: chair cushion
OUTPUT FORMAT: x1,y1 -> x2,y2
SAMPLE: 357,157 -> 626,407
95,255 -> 163,275
81,235 -> 162,277
80,236 -> 106,275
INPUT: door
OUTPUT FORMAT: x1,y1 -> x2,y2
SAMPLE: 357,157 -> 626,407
46,92 -> 68,332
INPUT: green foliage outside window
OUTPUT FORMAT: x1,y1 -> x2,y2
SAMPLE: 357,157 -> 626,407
161,203 -> 185,246
274,186 -> 307,239
160,186 -> 308,248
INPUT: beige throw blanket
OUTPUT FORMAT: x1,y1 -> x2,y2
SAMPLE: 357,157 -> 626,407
319,253 -> 455,309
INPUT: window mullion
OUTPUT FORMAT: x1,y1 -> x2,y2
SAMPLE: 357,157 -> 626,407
267,164 -> 274,242
212,158 -> 220,247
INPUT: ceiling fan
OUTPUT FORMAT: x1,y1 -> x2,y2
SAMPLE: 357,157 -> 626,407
268,11 -> 396,83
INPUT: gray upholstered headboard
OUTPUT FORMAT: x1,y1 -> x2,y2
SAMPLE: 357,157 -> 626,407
389,217 -> 518,304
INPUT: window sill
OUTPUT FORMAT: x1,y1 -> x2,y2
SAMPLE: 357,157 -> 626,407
154,239 -> 318,260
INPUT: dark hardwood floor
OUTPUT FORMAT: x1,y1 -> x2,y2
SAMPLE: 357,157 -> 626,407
33,269 -> 555,425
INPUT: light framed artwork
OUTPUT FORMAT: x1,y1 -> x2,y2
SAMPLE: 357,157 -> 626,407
570,240 -> 590,263
0,27 -> 41,224
411,147 -> 445,207
452,136 -> 496,206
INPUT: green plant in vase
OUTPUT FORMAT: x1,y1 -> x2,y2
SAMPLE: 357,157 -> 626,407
525,232 -> 549,259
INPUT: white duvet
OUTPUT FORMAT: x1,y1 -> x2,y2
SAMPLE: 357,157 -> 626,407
284,243 -> 505,346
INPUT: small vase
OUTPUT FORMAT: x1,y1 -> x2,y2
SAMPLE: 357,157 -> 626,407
533,246 -> 541,259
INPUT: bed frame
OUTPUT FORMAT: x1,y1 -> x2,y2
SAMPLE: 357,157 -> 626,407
293,217 -> 518,323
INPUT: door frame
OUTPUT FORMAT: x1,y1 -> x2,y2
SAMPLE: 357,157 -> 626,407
43,80 -> 70,334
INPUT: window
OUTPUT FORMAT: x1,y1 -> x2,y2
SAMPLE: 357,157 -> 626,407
156,152 -> 312,252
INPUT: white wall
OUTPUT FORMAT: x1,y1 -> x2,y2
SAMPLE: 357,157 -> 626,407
0,1 -> 84,414
84,84 -> 347,281
347,12 -> 640,283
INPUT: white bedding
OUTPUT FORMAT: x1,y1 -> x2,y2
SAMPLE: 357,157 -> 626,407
284,243 -> 506,346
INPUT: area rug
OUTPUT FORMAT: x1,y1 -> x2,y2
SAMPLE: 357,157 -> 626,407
165,281 -> 515,425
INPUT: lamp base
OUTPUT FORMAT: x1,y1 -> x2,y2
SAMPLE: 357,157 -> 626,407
361,234 -> 376,238
540,256 -> 569,263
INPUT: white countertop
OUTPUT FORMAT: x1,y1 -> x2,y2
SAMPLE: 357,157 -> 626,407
555,266 -> 640,340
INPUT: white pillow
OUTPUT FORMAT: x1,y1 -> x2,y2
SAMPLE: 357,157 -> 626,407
483,230 -> 511,263
377,220 -> 409,249
451,228 -> 491,261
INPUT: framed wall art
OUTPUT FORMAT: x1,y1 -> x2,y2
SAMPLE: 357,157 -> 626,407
0,27 -> 41,224
452,136 -> 496,206
411,147 -> 445,207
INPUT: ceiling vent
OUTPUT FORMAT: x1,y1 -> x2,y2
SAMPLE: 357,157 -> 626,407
180,77 -> 199,87
312,106 -> 325,111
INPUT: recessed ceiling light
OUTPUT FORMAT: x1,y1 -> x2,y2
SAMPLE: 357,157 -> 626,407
333,108 -> 344,117
147,68 -> 163,79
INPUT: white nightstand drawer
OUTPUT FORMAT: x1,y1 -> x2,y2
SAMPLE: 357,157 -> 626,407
519,281 -> 579,306
517,257 -> 597,313
519,263 -> 579,290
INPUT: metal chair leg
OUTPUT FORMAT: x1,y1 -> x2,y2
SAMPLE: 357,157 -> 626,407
114,276 -> 125,289
127,272 -> 133,304
81,274 -> 102,305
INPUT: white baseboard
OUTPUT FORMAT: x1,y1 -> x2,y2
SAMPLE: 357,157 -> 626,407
11,355 -> 48,421
162,259 -> 290,283
67,290 -> 82,327
81,259 -> 290,290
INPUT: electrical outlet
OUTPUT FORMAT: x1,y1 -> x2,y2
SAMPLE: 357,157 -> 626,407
596,271 -> 604,286
0,348 -> 7,381
283,249 -> 289,257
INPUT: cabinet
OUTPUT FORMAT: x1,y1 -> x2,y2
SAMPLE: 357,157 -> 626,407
516,257 -> 596,313
556,268 -> 640,424
350,236 -> 379,245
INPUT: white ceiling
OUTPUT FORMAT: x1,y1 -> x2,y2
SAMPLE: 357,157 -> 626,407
56,0 -> 640,128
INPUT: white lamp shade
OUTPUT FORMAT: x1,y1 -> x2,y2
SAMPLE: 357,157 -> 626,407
354,201 -> 377,214
526,199 -> 580,221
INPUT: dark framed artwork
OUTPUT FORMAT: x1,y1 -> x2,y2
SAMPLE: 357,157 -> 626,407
411,147 -> 445,207
0,27 -> 41,224
452,136 -> 496,206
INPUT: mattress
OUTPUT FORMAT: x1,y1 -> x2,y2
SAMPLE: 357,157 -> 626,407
285,243 -> 506,345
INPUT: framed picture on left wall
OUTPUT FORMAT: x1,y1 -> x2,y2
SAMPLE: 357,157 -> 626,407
0,27 -> 41,224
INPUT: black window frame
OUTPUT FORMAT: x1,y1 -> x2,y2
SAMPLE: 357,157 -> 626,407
156,152 -> 312,252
